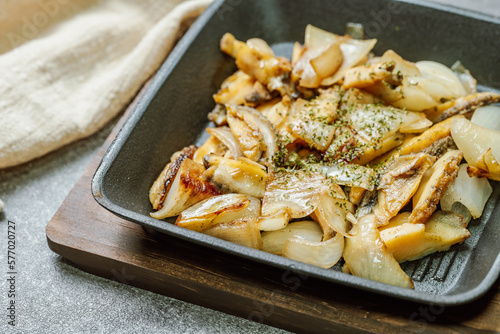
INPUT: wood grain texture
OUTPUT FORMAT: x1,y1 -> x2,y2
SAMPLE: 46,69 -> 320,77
46,85 -> 500,334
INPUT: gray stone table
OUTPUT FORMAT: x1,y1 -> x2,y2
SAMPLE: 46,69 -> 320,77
0,0 -> 497,333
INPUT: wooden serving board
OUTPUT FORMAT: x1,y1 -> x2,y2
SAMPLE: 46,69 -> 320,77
46,85 -> 500,334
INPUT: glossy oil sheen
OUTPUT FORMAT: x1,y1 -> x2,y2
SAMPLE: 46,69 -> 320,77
92,0 -> 500,305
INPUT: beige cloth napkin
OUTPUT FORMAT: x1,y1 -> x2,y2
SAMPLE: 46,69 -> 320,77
0,0 -> 212,170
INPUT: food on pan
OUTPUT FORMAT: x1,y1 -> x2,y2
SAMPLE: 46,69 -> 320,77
149,24 -> 499,288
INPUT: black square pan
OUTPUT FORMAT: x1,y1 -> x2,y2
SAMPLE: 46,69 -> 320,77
92,0 -> 500,305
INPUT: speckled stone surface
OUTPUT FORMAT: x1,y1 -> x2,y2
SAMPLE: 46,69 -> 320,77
0,1 -> 495,333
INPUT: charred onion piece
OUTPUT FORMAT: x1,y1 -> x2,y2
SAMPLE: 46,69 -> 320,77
175,194 -> 260,232
150,158 -> 219,219
150,145 -> 197,210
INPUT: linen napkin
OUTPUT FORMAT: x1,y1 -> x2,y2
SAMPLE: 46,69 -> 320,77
0,0 -> 212,170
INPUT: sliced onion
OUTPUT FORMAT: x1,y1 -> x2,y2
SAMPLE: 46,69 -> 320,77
408,76 -> 456,103
312,193 -> 357,238
451,117 -> 500,166
359,52 -> 447,111
321,37 -> 377,86
440,164 -> 492,219
343,214 -> 413,288
471,105 -> 500,131
226,105 -> 278,166
293,25 -> 345,88
291,41 -> 303,66
282,233 -> 344,269
151,158 -> 218,219
310,41 -> 343,79
261,220 -> 322,255
150,146 -> 197,210
207,126 -> 243,159
391,78 -> 440,111
416,60 -> 467,99
203,217 -> 262,249
467,149 -> 500,181
258,210 -> 289,231
213,196 -> 261,224
451,60 -> 477,95
304,24 -> 339,49
450,202 -> 472,226
175,194 -> 253,232
293,59 -> 321,88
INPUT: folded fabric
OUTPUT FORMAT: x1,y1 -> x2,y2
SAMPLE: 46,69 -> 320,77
0,0 -> 212,169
